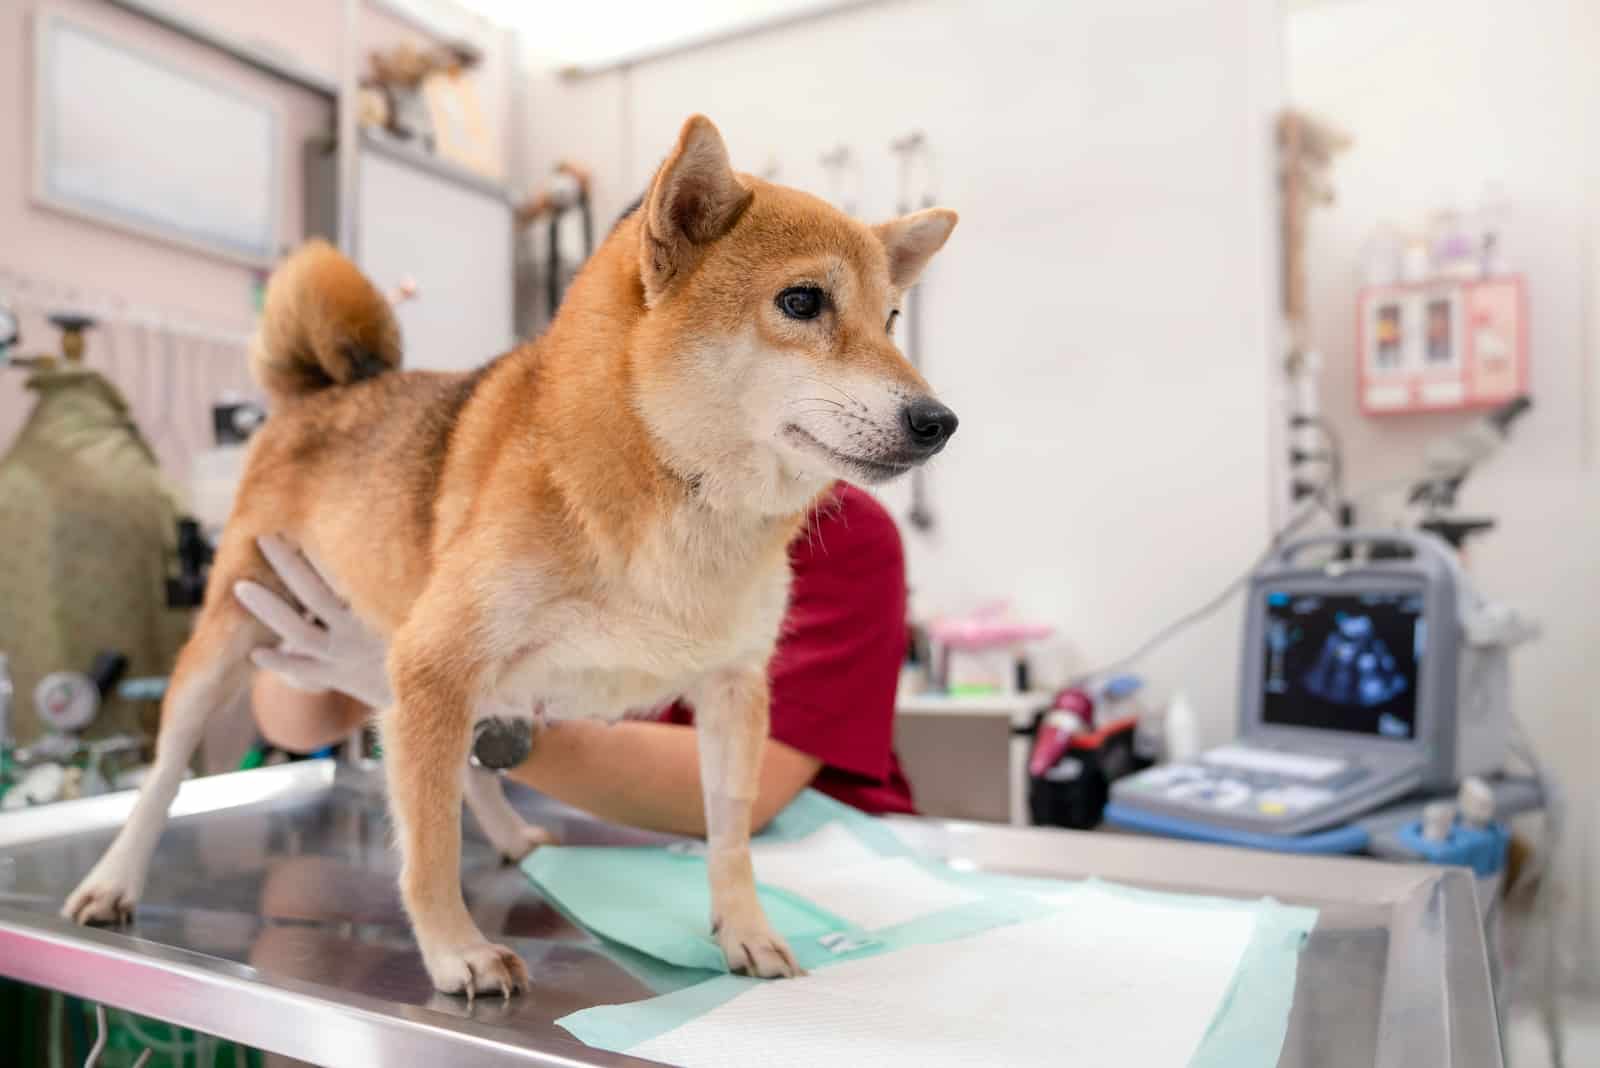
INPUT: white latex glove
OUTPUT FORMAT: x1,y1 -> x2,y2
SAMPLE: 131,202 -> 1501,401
233,534 -> 393,709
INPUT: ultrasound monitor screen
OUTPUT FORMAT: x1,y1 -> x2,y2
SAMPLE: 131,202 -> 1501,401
1260,590 -> 1424,740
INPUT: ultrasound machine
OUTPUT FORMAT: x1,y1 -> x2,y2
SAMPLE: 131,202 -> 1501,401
1109,530 -> 1530,837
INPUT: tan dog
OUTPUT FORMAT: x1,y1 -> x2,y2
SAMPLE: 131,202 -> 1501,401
64,115 -> 959,995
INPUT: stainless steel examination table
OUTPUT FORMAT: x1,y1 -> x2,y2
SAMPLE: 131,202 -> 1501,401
0,760 -> 1502,1067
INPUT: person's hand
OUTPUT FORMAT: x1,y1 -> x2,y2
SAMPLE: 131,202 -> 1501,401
233,534 -> 393,709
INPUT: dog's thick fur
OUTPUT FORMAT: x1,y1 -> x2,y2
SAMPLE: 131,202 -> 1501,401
65,116 -> 958,995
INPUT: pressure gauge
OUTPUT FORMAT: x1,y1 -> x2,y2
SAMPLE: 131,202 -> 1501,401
35,671 -> 99,732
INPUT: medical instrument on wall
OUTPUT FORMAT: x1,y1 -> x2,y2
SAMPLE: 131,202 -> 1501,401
1109,529 -> 1533,835
1,308 -> 98,371
1277,111 -> 1350,519
890,130 -> 941,531
817,143 -> 862,218
516,160 -> 594,328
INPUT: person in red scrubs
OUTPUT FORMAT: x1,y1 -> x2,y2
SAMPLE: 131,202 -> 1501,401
244,483 -> 916,833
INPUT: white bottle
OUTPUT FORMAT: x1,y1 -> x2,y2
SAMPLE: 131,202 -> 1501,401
1163,691 -> 1200,763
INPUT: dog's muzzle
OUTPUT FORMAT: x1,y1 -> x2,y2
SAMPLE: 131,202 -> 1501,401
470,716 -> 534,771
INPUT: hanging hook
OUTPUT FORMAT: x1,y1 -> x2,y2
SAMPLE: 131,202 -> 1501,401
818,144 -> 863,217
889,130 -> 939,214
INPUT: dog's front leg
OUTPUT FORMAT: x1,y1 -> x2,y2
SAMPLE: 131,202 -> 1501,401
688,667 -> 802,978
386,613 -> 528,998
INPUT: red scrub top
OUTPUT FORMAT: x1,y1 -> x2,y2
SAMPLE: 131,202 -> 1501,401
661,483 -> 917,815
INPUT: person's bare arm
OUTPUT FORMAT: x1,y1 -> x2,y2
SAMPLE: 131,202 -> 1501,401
251,673 -> 370,754
505,720 -> 822,837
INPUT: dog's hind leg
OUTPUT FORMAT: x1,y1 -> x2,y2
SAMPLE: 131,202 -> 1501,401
64,590 -> 262,925
689,666 -> 801,979
463,765 -> 556,863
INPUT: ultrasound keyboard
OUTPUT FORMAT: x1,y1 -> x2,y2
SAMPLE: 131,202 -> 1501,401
1111,743 -> 1419,835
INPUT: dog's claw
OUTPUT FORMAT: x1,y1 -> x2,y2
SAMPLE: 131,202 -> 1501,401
716,923 -> 801,979
426,941 -> 530,999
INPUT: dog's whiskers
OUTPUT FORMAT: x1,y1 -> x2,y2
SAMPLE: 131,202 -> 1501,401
783,395 -> 845,411
793,375 -> 864,410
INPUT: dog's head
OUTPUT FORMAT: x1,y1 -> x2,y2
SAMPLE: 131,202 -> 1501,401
630,116 -> 959,515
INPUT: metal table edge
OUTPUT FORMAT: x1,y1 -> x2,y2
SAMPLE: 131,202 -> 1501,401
0,904 -> 653,1068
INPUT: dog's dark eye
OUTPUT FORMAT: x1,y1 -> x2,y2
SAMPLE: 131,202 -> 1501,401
777,286 -> 824,321
886,309 -> 900,335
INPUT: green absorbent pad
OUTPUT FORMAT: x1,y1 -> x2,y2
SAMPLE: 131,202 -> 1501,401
524,791 -> 1317,1067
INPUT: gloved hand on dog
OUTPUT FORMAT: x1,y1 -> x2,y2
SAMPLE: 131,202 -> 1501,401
233,534 -> 393,710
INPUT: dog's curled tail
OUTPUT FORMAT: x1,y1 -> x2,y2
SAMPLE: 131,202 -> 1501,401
250,239 -> 401,403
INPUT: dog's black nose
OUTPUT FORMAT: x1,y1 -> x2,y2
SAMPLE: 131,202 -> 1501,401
902,398 -> 959,451
471,717 -> 534,771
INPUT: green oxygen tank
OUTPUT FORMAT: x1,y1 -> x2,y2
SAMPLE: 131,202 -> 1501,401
0,315 -> 188,746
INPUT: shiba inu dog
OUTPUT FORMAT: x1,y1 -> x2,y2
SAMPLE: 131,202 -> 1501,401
65,115 -> 959,995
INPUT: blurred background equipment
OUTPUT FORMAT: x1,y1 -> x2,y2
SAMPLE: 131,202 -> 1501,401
1107,529 -> 1531,838
1408,395 -> 1533,547
0,298 -> 18,364
0,311 -> 189,749
890,130 -> 941,533
515,160 -> 594,335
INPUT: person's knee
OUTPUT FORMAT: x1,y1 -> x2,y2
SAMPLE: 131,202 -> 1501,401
252,674 -> 367,753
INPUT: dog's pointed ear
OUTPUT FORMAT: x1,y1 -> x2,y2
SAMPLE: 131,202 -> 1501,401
873,208 -> 959,290
639,115 -> 751,302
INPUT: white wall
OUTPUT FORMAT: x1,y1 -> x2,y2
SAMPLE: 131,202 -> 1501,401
512,0 -> 1285,739
1288,0 -> 1600,979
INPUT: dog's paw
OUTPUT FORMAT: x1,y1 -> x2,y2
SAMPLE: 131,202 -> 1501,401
424,941 -> 530,1000
62,866 -> 141,926
489,821 -> 558,864
715,918 -> 803,979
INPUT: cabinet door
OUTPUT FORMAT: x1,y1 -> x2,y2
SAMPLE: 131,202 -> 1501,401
357,150 -> 513,372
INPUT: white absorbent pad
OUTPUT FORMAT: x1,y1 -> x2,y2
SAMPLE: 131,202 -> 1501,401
531,792 -> 1318,1066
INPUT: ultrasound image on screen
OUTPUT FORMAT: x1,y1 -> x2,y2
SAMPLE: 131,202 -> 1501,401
1260,590 -> 1424,739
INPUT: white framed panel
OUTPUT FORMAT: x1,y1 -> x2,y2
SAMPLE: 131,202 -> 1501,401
356,148 -> 513,372
32,6 -> 282,266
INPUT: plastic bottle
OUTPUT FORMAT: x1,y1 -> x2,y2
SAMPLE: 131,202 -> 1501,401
1163,691 -> 1200,763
